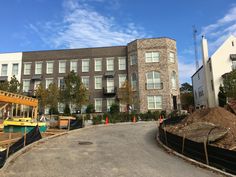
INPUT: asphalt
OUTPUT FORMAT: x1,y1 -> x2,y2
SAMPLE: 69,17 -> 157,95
1,122 -> 223,177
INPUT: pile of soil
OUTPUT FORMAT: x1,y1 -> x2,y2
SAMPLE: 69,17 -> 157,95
166,107 -> 236,150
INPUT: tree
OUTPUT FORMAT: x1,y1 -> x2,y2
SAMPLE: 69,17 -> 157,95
117,80 -> 136,112
86,104 -> 95,114
180,82 -> 194,110
180,82 -> 193,93
222,70 -> 236,99
218,84 -> 226,107
35,83 -> 48,114
60,71 -> 88,112
0,75 -> 22,93
47,83 -> 59,114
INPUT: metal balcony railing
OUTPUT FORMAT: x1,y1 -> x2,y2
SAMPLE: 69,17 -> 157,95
103,87 -> 117,95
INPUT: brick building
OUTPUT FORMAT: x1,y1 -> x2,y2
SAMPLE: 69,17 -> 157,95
1,37 -> 180,113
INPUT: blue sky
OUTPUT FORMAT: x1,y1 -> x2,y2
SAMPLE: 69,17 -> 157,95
0,0 -> 236,84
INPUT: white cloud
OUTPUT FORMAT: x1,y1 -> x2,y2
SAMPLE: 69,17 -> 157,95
201,5 -> 236,53
29,0 -> 146,49
178,61 -> 196,84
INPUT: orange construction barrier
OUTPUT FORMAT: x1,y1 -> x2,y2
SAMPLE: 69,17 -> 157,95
105,116 -> 109,125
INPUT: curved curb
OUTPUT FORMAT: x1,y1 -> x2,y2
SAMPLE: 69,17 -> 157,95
155,134 -> 235,177
0,121 -> 155,174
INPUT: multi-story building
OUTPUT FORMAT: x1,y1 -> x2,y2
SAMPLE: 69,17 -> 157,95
192,35 -> 236,108
0,37 -> 180,113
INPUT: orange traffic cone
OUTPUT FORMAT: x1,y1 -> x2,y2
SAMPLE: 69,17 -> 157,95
133,116 -> 136,123
159,115 -> 163,124
105,116 -> 109,125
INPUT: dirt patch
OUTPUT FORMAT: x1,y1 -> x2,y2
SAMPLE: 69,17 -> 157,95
166,107 -> 236,150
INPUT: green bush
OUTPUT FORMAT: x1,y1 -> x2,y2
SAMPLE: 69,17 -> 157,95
63,104 -> 71,115
110,103 -> 120,115
92,115 -> 103,125
86,104 -> 95,114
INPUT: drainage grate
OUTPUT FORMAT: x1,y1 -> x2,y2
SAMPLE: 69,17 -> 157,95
78,141 -> 93,145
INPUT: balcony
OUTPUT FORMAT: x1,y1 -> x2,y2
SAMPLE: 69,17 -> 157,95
103,87 -> 117,96
145,83 -> 163,90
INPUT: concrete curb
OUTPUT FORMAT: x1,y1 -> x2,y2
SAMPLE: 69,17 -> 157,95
0,121 -> 154,173
155,134 -> 235,177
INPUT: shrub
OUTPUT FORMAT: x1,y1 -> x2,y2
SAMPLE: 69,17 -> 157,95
110,103 -> 120,115
63,104 -> 71,115
92,115 -> 103,125
86,104 -> 95,114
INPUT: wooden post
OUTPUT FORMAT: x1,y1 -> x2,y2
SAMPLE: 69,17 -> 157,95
11,104 -> 13,118
6,132 -> 12,158
204,139 -> 209,165
27,106 -> 29,118
24,126 -> 27,147
182,134 -> 185,154
15,104 -> 18,117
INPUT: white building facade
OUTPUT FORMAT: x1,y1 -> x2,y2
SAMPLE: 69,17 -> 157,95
192,35 -> 236,108
0,52 -> 22,82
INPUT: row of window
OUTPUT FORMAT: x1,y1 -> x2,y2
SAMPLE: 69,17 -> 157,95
23,57 -> 126,75
130,71 -> 177,90
22,75 -> 127,92
130,51 -> 175,65
0,63 -> 19,76
94,95 -> 162,112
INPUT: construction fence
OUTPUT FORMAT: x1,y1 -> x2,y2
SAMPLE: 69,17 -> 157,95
0,125 -> 42,168
159,117 -> 236,175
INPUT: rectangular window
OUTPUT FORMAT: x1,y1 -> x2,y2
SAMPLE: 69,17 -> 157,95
23,79 -> 30,92
107,78 -> 114,93
106,58 -> 114,71
1,64 -> 8,76
70,60 -> 77,72
169,52 -> 175,63
130,55 -> 137,65
45,78 -> 53,89
81,76 -> 89,89
34,81 -> 41,91
120,103 -> 126,112
59,61 -> 66,73
147,96 -> 162,109
95,76 -> 102,89
94,58 -> 102,71
119,74 -> 127,88
146,72 -> 161,89
12,63 -> 19,76
58,77 -> 65,89
118,57 -> 126,70
95,98 -> 102,112
24,63 -> 31,75
46,62 -> 54,74
107,98 -> 115,111
232,60 -> 236,70
145,52 -> 159,62
58,103 -> 65,114
211,80 -> 214,91
82,59 -> 89,72
35,62 -> 42,75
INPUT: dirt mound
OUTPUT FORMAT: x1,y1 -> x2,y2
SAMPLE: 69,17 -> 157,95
166,107 -> 236,150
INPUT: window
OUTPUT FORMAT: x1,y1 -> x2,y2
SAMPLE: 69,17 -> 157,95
145,52 -> 159,62
81,76 -> 89,89
232,41 -> 235,47
34,81 -> 41,91
59,61 -> 66,73
198,86 -> 204,97
171,71 -> 177,89
130,55 -> 137,65
131,73 -> 137,90
107,98 -> 115,111
118,57 -> 126,70
46,62 -> 53,74
95,76 -> 102,89
94,58 -> 102,71
45,78 -> 53,89
146,71 -> 161,89
119,74 -> 127,88
58,77 -> 65,89
58,103 -> 65,114
24,63 -> 31,75
35,62 -> 42,75
23,80 -> 30,92
12,63 -> 18,76
106,78 -> 114,93
209,62 -> 212,72
211,80 -> 214,91
147,96 -> 162,109
106,58 -> 114,71
169,52 -> 175,63
95,98 -> 102,112
1,64 -> 8,76
197,72 -> 200,79
70,60 -> 77,72
232,60 -> 236,70
82,59 -> 89,72
120,103 -> 126,112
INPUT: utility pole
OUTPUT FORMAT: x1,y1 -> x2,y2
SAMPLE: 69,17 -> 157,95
193,25 -> 199,70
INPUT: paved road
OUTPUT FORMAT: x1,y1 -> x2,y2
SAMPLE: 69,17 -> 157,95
1,122 -> 222,177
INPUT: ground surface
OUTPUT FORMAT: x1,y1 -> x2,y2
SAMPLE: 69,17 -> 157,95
1,122 -> 222,177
